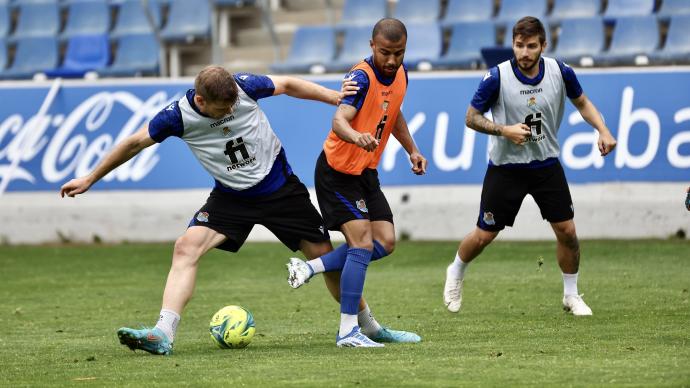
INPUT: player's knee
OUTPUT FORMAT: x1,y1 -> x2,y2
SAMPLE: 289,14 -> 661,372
473,229 -> 497,248
173,236 -> 203,266
377,238 -> 395,255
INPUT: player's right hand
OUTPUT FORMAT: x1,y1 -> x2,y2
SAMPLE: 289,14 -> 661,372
60,177 -> 93,198
502,123 -> 532,146
354,132 -> 379,152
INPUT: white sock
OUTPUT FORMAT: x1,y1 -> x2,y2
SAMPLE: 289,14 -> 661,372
338,313 -> 358,338
306,258 -> 325,275
447,252 -> 469,280
154,309 -> 180,342
562,272 -> 579,296
358,303 -> 382,337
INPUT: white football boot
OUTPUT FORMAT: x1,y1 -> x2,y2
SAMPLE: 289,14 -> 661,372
336,326 -> 384,348
563,294 -> 593,316
443,264 -> 463,313
286,257 -> 313,289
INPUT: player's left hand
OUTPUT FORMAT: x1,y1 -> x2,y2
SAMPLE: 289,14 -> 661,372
409,152 -> 427,175
598,130 -> 617,156
336,80 -> 359,105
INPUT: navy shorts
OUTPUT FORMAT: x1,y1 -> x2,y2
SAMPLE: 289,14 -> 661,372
189,174 -> 329,252
314,151 -> 393,231
477,159 -> 574,231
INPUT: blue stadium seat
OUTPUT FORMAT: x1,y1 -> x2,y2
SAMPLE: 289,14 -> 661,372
11,2 -> 60,39
551,17 -> 604,66
47,34 -> 110,78
649,15 -> 690,65
604,0 -> 654,19
495,0 -> 547,28
549,0 -> 600,23
271,26 -> 336,74
403,22 -> 442,69
393,0 -> 440,25
111,0 -> 162,38
593,15 -> 659,66
98,33 -> 159,77
0,4 -> 9,38
62,1 -> 110,39
442,0 -> 493,26
0,36 -> 58,79
431,21 -> 495,69
0,39 -> 6,71
337,0 -> 387,29
214,0 -> 256,5
160,0 -> 211,42
657,0 -> 690,21
325,25 -> 371,73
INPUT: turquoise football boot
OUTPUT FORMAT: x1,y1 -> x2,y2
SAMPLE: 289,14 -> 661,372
368,327 -> 421,343
117,327 -> 173,355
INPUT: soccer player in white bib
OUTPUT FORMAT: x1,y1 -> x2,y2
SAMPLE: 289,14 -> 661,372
442,17 -> 617,316
60,66 -> 418,354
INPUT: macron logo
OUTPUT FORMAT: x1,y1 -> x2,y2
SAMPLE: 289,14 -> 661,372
344,73 -> 356,81
483,72 -> 492,81
166,103 -> 175,111
239,75 -> 248,80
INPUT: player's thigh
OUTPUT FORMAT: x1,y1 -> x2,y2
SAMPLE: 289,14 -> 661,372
188,191 -> 255,252
529,162 -> 574,223
261,175 -> 330,252
362,168 -> 394,224
477,165 -> 528,231
177,225 -> 229,256
314,152 -> 370,230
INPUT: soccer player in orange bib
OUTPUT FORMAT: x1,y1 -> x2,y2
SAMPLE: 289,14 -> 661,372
286,18 -> 427,347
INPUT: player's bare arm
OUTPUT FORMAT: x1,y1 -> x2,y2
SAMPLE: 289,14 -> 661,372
571,93 -> 617,156
465,105 -> 531,145
332,103 -> 379,152
268,75 -> 357,106
392,111 -> 427,175
60,126 -> 155,198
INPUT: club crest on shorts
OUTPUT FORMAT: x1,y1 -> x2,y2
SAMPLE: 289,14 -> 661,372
356,199 -> 368,213
483,211 -> 495,226
196,211 -> 209,223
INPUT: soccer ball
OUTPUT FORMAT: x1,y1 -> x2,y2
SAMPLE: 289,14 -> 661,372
209,305 -> 256,349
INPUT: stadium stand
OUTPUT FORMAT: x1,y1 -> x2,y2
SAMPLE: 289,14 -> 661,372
593,15 -> 659,66
11,2 -> 60,40
97,33 -> 160,77
603,0 -> 655,19
495,0 -> 547,28
442,0 -> 494,26
0,36 -> 58,79
393,0 -> 440,25
337,0 -> 387,28
431,21 -> 495,69
549,0 -> 600,23
403,22 -> 442,70
551,17 -> 605,66
270,25 -> 336,74
649,14 -> 690,65
47,34 -> 110,78
61,1 -> 110,39
325,24 -> 371,73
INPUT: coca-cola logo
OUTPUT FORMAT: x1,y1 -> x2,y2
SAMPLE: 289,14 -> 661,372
0,85 -> 181,195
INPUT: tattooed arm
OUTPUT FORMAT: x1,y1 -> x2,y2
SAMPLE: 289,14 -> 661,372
465,105 -> 531,145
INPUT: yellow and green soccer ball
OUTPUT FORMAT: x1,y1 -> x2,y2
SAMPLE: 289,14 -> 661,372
209,305 -> 256,349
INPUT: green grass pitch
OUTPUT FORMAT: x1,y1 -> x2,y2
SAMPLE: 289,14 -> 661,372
1,240 -> 688,386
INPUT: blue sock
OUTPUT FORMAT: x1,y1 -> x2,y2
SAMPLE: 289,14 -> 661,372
321,240 -> 389,272
340,248 -> 373,315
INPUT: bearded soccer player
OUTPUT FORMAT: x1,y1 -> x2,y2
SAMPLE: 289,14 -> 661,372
442,17 -> 617,316
61,66 -> 415,354
286,18 -> 427,347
